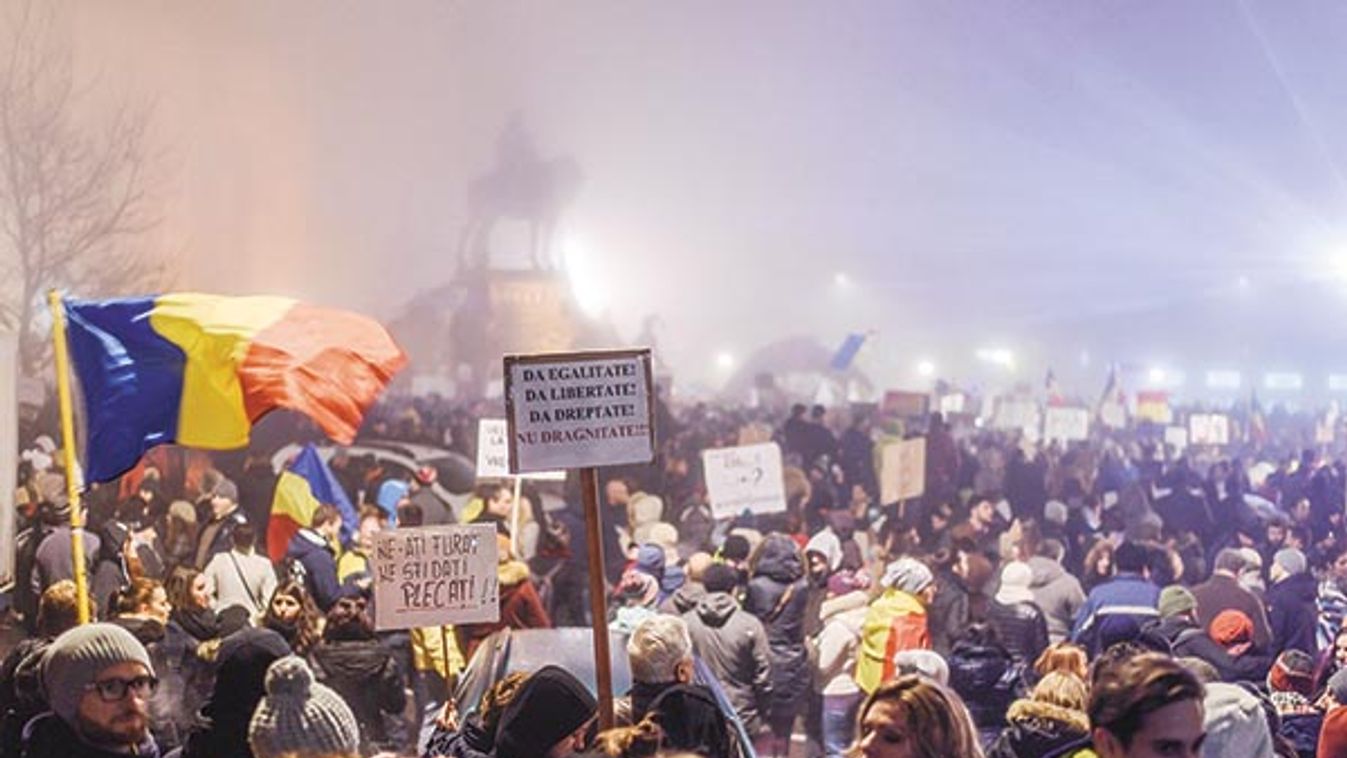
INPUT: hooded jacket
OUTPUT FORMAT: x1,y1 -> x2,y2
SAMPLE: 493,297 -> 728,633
455,560 -> 551,661
744,534 -> 811,732
1027,556 -> 1086,643
284,528 -> 351,612
1266,571 -> 1319,656
947,638 -> 1018,731
855,589 -> 929,694
683,592 -> 773,736
179,627 -> 289,758
987,698 -> 1090,758
312,638 -> 406,753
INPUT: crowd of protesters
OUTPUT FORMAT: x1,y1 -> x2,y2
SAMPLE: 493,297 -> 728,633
7,386 -> 1347,758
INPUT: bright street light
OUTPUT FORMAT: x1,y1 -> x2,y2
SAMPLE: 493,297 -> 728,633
916,359 -> 936,377
715,351 -> 735,371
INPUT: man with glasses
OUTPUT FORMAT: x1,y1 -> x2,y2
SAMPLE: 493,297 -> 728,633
21,623 -> 160,757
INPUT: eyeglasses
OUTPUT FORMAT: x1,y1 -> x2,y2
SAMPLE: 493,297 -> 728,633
86,675 -> 158,702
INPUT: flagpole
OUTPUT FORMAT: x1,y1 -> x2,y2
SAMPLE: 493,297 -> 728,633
509,476 -> 523,557
47,290 -> 90,624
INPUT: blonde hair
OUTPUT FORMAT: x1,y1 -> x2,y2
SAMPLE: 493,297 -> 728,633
852,675 -> 983,758
1032,671 -> 1089,712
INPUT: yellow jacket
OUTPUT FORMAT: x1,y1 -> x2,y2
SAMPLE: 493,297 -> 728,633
410,624 -> 466,678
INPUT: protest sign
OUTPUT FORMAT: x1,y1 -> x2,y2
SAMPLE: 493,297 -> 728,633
939,393 -> 965,415
372,523 -> 499,630
476,418 -> 565,481
1044,407 -> 1090,442
703,442 -> 787,518
882,390 -> 929,418
993,397 -> 1040,433
0,334 -> 14,587
1188,413 -> 1230,446
504,348 -> 655,474
879,437 -> 926,504
1164,425 -> 1188,451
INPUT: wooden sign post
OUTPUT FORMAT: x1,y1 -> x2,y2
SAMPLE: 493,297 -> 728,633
503,347 -> 656,728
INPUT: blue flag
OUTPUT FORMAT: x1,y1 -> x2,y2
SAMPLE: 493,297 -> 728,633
830,333 -> 867,371
290,443 -> 360,544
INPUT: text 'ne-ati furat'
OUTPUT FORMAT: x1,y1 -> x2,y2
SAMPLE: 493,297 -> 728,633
516,423 -> 650,445
520,362 -> 636,382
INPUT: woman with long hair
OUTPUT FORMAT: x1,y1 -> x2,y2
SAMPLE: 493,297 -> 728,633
852,674 -> 983,758
262,579 -> 323,657
165,566 -> 221,643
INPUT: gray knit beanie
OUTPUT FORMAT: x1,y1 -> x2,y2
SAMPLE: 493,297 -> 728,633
248,655 -> 360,758
42,623 -> 154,725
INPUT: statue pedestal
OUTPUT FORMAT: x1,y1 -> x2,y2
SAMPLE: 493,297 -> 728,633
483,269 -> 577,356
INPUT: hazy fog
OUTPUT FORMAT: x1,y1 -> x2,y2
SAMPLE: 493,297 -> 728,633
59,2 -> 1347,391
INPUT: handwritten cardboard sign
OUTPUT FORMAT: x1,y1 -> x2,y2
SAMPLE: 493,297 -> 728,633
702,442 -> 787,518
879,437 -> 926,504
1044,406 -> 1090,443
993,397 -> 1040,433
504,349 -> 656,474
475,418 -> 565,481
372,524 -> 499,630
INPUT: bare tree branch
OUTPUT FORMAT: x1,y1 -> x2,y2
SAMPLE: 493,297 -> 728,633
0,1 -> 170,375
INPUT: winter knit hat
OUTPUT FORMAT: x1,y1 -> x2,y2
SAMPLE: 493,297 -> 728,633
1268,650 -> 1316,698
494,665 -> 597,758
881,558 -> 934,594
702,563 -> 740,594
1209,610 -> 1254,647
1043,500 -> 1069,527
892,649 -> 950,685
248,655 -> 360,758
994,561 -> 1035,605
1330,667 -> 1347,704
1201,682 -> 1274,758
42,623 -> 155,725
1273,548 -> 1307,577
1157,585 -> 1198,619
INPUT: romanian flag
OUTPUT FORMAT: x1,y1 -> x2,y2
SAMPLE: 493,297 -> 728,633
268,443 -> 358,561
64,293 -> 407,483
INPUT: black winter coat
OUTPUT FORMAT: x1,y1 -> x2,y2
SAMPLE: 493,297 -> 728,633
743,535 -> 810,735
20,712 -> 160,758
1145,615 -> 1272,683
947,640 -> 1021,731
986,600 -> 1049,666
928,568 -> 971,656
1266,572 -> 1319,656
312,639 -> 407,753
986,699 -> 1090,758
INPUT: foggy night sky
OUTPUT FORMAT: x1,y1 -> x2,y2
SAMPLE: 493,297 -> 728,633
60,2 -> 1347,392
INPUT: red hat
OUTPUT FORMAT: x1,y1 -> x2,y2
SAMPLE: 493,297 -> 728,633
415,466 -> 437,486
1209,609 -> 1253,646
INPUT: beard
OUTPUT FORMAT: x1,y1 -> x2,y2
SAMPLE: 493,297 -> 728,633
78,708 -> 149,749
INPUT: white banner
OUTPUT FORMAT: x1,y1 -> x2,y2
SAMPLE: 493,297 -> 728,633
702,442 -> 787,518
475,419 -> 564,481
0,334 -> 14,588
1164,425 -> 1189,451
504,349 -> 655,473
1044,406 -> 1090,442
372,524 -> 500,630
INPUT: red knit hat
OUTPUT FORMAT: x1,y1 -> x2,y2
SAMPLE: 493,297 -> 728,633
1209,609 -> 1253,646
